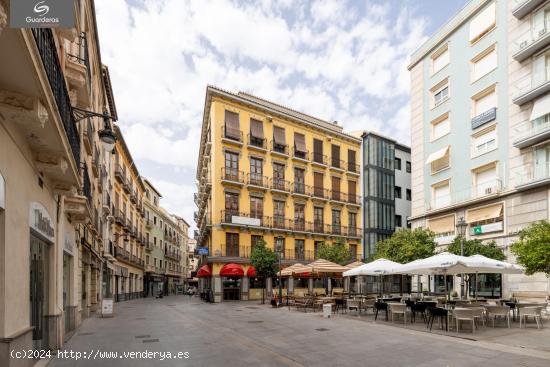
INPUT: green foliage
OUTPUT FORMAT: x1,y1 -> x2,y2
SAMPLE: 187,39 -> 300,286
373,228 -> 436,263
316,238 -> 352,265
446,237 -> 505,260
249,239 -> 278,279
511,221 -> 550,276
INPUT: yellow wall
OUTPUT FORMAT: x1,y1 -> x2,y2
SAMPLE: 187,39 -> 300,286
207,96 -> 362,262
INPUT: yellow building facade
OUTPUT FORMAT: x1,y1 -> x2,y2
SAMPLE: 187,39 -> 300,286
195,86 -> 362,302
111,126 -> 146,301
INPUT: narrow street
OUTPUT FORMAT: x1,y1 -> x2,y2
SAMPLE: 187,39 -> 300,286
49,296 -> 549,367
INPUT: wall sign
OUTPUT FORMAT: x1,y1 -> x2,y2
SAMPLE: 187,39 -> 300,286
29,202 -> 54,242
472,221 -> 503,235
232,215 -> 261,226
197,247 -> 209,256
0,173 -> 4,209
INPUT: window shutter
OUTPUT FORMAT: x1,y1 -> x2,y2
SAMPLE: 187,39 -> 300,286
250,118 -> 264,139
294,133 -> 306,153
225,111 -> 240,139
347,149 -> 356,165
313,139 -> 323,154
331,144 -> 340,160
314,172 -> 324,188
273,126 -> 286,145
469,2 -> 496,42
331,176 -> 340,192
348,181 -> 356,197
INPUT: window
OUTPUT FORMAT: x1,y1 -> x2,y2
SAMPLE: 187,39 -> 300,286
294,168 -> 305,194
331,144 -> 341,168
273,126 -> 286,153
406,161 -> 411,173
395,186 -> 402,199
349,244 -> 357,260
294,203 -> 305,231
431,44 -> 449,74
314,241 -> 323,259
395,157 -> 402,170
427,146 -> 450,174
224,110 -> 241,141
349,212 -> 357,236
431,113 -> 450,141
313,138 -> 324,164
473,87 -> 496,117
469,1 -> 496,43
273,200 -> 285,228
473,164 -> 498,197
314,207 -> 324,232
251,235 -> 263,250
294,239 -> 305,260
274,237 -> 285,257
294,132 -> 307,159
250,196 -> 263,219
249,118 -> 264,147
431,78 -> 449,108
472,127 -> 497,157
224,151 -> 239,179
332,209 -> 341,234
472,45 -> 497,81
225,233 -> 239,257
249,157 -> 263,186
395,215 -> 402,228
224,192 -> 239,221
432,181 -> 450,209
406,189 -> 412,201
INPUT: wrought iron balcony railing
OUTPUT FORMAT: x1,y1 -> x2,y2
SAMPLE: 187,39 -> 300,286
221,168 -> 245,183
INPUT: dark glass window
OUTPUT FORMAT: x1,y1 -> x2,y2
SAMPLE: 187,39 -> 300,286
395,215 -> 402,227
406,161 -> 411,173
406,189 -> 412,201
295,239 -> 305,260
395,186 -> 402,199
395,157 -> 402,170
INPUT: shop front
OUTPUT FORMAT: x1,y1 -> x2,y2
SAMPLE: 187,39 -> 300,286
220,264 -> 244,301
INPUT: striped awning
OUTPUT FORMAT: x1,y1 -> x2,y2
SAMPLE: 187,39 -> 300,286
292,259 -> 350,274
345,261 -> 364,269
278,263 -> 304,276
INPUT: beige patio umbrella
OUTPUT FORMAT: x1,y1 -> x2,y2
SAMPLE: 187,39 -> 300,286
292,259 -> 350,274
346,261 -> 364,269
278,263 -> 304,276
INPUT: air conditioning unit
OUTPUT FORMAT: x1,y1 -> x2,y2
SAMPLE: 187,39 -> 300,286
484,187 -> 493,195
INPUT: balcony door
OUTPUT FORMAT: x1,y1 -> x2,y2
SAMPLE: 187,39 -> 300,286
250,158 -> 263,185
226,233 -> 239,257
225,192 -> 239,222
314,207 -> 324,232
250,196 -> 263,223
273,200 -> 285,228
294,168 -> 305,193
225,151 -> 239,179
534,145 -> 550,179
294,203 -> 305,231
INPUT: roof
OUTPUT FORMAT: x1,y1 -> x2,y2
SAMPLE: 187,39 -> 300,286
408,0 -> 491,70
142,177 -> 162,198
102,65 -> 118,121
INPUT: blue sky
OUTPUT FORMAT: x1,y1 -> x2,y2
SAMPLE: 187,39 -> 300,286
95,0 -> 467,230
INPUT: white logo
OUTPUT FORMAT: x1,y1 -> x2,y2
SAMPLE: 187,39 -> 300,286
33,1 -> 49,17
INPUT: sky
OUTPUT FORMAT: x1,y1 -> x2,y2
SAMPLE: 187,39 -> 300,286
95,0 -> 467,232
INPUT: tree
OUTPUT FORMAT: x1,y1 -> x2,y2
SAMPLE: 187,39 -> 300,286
373,228 -> 437,263
447,237 -> 505,260
511,221 -> 550,276
316,238 -> 352,265
249,239 -> 278,304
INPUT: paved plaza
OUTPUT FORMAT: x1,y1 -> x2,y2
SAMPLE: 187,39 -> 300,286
45,296 -> 550,367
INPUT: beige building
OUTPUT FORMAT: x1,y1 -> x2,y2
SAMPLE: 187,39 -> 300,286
0,0 -> 117,365
408,0 -> 548,298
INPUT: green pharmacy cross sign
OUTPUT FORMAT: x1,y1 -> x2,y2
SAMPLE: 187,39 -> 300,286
473,226 -> 483,235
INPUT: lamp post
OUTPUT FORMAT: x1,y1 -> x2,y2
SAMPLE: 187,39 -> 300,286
276,237 -> 283,307
72,107 -> 117,151
456,217 -> 468,299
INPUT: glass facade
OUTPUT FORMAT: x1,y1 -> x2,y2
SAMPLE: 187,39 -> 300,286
362,134 -> 396,258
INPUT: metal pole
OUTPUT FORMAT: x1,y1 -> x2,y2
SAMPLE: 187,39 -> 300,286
460,236 -> 464,299
278,251 -> 282,307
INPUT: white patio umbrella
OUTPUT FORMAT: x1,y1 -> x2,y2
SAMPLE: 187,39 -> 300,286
343,259 -> 403,296
465,255 -> 523,299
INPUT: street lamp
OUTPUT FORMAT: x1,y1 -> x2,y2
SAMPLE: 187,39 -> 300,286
73,107 -> 117,152
456,217 -> 468,299
275,237 -> 283,307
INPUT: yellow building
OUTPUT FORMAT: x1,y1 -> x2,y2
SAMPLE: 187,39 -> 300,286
111,126 -> 146,301
195,86 -> 362,302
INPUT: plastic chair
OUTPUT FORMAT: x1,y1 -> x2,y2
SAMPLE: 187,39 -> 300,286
389,303 -> 408,324
520,306 -> 544,329
454,308 -> 476,333
484,305 -> 510,328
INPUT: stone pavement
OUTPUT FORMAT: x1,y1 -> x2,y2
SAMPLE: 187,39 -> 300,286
46,296 -> 550,367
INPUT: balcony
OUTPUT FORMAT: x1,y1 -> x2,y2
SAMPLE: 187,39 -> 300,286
426,179 -> 503,212
221,168 -> 244,186
114,165 -> 124,183
114,209 -> 125,225
512,0 -> 546,19
291,220 -> 312,233
130,190 -> 137,204
346,226 -> 361,239
145,219 -> 153,229
271,215 -> 291,231
91,148 -> 99,178
291,147 -> 309,162
346,194 -> 361,207
145,241 -> 153,251
83,118 -> 93,155
311,152 -> 328,167
512,161 -> 550,191
270,178 -> 290,193
214,245 -> 251,258
326,224 -> 343,236
247,173 -> 269,189
313,221 -> 325,234
512,19 -> 550,62
122,178 -> 131,193
330,158 -> 346,171
513,117 -> 550,149
347,162 -> 360,175
221,126 -> 243,146
471,107 -> 497,130
31,28 -> 80,166
220,210 -> 270,228
247,134 -> 267,151
330,190 -> 347,204
270,141 -> 289,157
291,182 -> 311,198
312,186 -> 330,201
282,249 -> 315,262
513,67 -> 550,105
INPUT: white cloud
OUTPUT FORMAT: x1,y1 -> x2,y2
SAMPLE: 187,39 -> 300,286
95,0 -> 429,228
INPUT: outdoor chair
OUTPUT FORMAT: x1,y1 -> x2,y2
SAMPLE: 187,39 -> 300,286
389,303 -> 409,324
469,307 -> 486,328
346,299 -> 361,314
410,303 -> 428,324
335,297 -> 346,314
484,305 -> 511,328
362,299 -> 376,314
519,306 -> 544,329
454,308 -> 476,333
374,301 -> 388,321
427,307 -> 448,332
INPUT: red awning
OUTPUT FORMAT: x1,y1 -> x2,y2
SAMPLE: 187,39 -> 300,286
247,266 -> 256,277
296,272 -> 311,278
220,263 -> 244,277
197,265 -> 212,278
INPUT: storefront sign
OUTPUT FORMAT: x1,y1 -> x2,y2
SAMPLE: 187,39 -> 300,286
0,173 -> 4,209
29,202 -> 54,242
472,221 -> 503,235
232,215 -> 261,226
101,298 -> 114,317
197,247 -> 209,256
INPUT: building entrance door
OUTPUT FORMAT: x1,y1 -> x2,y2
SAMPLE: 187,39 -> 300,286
30,234 -> 49,350
63,254 -> 71,333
